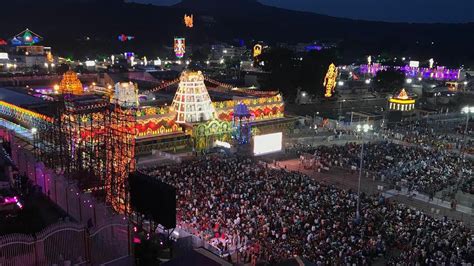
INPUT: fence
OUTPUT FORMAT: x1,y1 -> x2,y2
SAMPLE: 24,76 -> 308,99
0,218 -> 131,266
5,129 -> 116,228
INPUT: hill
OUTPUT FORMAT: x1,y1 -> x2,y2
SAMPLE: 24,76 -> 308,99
0,0 -> 472,66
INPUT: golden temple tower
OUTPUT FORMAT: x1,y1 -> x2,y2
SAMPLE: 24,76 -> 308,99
59,70 -> 84,95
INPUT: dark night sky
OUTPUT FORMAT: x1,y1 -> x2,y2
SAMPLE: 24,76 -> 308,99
127,0 -> 474,23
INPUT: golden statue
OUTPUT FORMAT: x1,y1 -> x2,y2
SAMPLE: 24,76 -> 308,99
323,63 -> 338,98
253,44 -> 262,58
59,70 -> 84,95
184,14 -> 193,28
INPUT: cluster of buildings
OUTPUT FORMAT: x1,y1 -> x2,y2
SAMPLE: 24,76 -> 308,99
0,69 -> 294,211
0,29 -> 54,72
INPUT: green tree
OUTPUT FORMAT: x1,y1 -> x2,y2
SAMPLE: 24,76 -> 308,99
300,49 -> 339,97
375,69 -> 405,92
258,48 -> 300,101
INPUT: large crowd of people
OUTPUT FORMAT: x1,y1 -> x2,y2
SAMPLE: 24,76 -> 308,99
142,155 -> 474,264
289,141 -> 473,196
384,121 -> 473,152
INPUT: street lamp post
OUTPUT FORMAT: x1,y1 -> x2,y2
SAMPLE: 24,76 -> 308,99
460,106 -> 474,158
339,99 -> 346,120
355,123 -> 372,221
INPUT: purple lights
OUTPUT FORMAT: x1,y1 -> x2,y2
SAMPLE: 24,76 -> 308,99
2,196 -> 18,204
1,196 -> 23,209
305,45 -> 323,52
358,64 -> 460,81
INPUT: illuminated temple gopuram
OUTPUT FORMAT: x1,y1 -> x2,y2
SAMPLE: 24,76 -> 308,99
0,70 -> 295,157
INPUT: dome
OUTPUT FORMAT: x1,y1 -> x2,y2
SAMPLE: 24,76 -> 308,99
59,70 -> 83,95
172,71 -> 215,123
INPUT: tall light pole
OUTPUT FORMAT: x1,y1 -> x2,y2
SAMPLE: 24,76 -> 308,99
339,99 -> 346,120
356,123 -> 372,221
460,106 -> 474,158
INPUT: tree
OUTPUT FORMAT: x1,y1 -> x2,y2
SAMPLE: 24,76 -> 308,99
300,49 -> 339,97
258,48 -> 300,101
258,47 -> 340,101
375,69 -> 405,92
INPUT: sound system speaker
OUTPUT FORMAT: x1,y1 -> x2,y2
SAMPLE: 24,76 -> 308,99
129,171 -> 176,229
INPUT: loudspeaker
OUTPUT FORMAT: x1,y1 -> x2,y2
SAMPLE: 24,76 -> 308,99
129,171 -> 176,229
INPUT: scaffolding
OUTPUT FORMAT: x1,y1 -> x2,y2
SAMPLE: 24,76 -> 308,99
35,94 -> 136,214
105,104 -> 136,213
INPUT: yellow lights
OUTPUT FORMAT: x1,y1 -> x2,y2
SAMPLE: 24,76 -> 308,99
253,44 -> 262,58
53,84 -> 60,94
174,38 -> 186,58
388,89 -> 415,111
0,100 -> 53,123
184,14 -> 193,28
46,52 -> 54,63
58,70 -> 84,95
389,98 -> 415,104
323,63 -> 338,98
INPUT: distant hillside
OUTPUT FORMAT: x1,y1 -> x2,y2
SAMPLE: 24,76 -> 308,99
0,0 -> 473,66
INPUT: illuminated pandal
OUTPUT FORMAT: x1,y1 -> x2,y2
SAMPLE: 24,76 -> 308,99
323,63 -> 338,98
184,14 -> 193,28
59,70 -> 84,95
174,37 -> 186,58
253,44 -> 262,58
388,88 -> 415,111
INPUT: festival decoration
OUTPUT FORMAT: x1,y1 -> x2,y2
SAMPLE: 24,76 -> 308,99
232,102 -> 252,144
111,82 -> 139,107
359,64 -> 459,81
184,14 -> 194,28
323,63 -> 338,98
118,34 -> 135,42
253,44 -> 262,58
58,70 -> 84,95
172,71 -> 215,123
0,101 -> 53,130
388,88 -> 415,111
174,37 -> 186,58
429,58 -> 434,69
10,29 -> 42,46
46,52 -> 54,63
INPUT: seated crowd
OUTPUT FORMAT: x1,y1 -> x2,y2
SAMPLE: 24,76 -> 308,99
142,155 -> 473,265
384,121 -> 473,152
290,141 -> 473,195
